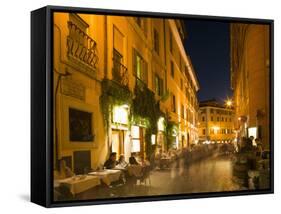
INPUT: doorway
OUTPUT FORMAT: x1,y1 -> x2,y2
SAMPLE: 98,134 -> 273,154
111,129 -> 125,158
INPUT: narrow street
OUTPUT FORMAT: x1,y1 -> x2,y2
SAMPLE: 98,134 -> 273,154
147,155 -> 245,196
96,154 -> 247,199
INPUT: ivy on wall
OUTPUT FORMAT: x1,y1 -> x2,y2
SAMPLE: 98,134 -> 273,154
132,80 -> 164,157
100,78 -> 170,157
165,120 -> 179,150
99,79 -> 133,130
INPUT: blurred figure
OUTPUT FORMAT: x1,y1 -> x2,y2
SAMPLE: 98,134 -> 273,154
129,156 -> 139,165
55,159 -> 74,179
117,155 -> 128,168
104,152 -> 117,169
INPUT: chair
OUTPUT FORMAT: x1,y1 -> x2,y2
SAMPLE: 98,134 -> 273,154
137,166 -> 151,186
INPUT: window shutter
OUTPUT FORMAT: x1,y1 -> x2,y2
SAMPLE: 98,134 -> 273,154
144,60 -> 148,84
132,48 -> 136,76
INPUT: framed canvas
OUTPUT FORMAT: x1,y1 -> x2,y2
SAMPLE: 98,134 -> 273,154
31,5 -> 274,207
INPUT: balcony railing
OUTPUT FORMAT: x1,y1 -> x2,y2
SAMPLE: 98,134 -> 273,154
112,58 -> 128,87
67,21 -> 98,71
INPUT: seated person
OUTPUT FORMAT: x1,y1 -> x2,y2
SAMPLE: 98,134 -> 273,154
140,157 -> 150,167
129,156 -> 139,165
56,159 -> 74,179
104,152 -> 117,169
117,155 -> 128,168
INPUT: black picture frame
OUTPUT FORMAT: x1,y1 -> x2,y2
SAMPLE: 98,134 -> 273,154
31,5 -> 274,208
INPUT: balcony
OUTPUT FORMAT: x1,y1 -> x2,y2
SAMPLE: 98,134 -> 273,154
67,21 -> 98,77
112,57 -> 128,87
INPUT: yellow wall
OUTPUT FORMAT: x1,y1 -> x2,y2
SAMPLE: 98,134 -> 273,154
230,24 -> 270,149
53,12 -> 200,171
199,106 -> 235,142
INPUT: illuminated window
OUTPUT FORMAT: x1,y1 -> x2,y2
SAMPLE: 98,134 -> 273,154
131,126 -> 140,152
157,117 -> 165,131
112,105 -> 129,124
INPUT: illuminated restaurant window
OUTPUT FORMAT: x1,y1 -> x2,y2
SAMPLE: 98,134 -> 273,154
112,105 -> 129,124
131,126 -> 141,152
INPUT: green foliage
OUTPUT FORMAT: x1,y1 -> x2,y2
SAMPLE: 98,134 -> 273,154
132,81 -> 162,133
100,78 -> 164,157
132,81 -> 164,157
100,79 -> 133,130
165,120 -> 179,150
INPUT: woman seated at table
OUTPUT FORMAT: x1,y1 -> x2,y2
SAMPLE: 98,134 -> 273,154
104,152 -> 117,169
55,159 -> 75,179
117,155 -> 128,168
129,156 -> 139,165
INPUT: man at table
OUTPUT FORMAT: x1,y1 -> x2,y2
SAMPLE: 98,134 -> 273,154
104,152 -> 117,169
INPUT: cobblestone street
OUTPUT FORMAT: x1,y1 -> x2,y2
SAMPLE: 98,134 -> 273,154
130,155 -> 245,197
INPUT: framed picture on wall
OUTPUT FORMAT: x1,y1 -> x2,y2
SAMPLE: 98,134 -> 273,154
31,5 -> 274,207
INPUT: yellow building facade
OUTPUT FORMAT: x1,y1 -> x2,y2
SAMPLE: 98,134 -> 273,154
198,100 -> 235,143
53,12 -> 199,173
230,23 -> 270,149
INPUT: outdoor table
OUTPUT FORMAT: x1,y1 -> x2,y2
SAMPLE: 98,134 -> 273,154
88,169 -> 122,186
113,165 -> 127,171
55,175 -> 101,195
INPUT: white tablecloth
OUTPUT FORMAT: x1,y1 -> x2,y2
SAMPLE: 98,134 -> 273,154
88,169 -> 122,186
56,175 -> 101,195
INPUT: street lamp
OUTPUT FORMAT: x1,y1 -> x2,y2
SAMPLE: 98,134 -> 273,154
225,99 -> 233,108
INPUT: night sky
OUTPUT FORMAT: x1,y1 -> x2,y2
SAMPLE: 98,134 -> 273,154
184,20 -> 232,103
